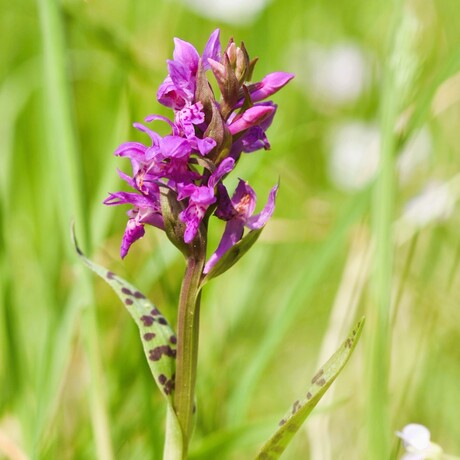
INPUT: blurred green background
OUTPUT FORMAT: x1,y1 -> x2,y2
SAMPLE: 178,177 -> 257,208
1,0 -> 460,458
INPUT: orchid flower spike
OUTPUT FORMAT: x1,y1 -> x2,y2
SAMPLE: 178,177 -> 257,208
105,28 -> 293,266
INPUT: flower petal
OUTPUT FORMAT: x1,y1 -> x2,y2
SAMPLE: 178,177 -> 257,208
157,75 -> 187,110
104,191 -> 155,208
114,142 -> 147,159
203,218 -> 245,274
202,29 -> 221,71
173,38 -> 200,74
159,135 -> 192,159
246,184 -> 278,229
208,157 -> 235,188
180,204 -> 207,243
121,218 -> 145,259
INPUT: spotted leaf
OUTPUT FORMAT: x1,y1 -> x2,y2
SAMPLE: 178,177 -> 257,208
255,317 -> 365,460
72,231 -> 178,402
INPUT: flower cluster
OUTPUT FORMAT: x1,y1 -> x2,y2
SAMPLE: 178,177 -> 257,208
105,29 -> 293,273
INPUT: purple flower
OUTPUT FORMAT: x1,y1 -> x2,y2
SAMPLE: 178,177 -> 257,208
243,72 -> 294,104
178,157 -> 235,243
157,30 -> 221,109
229,102 -> 277,158
204,181 -> 278,273
145,109 -> 216,157
104,190 -> 164,258
105,29 -> 292,261
228,104 -> 276,135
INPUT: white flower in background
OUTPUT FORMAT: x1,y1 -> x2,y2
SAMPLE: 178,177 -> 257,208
327,121 -> 380,191
326,121 -> 436,193
398,127 -> 433,183
288,41 -> 371,107
403,181 -> 455,227
182,0 -> 271,24
396,424 -> 443,460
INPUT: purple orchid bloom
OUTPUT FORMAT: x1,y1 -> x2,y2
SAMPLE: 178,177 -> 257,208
177,157 -> 235,243
105,29 -> 292,261
104,190 -> 164,258
204,180 -> 278,273
157,29 -> 221,110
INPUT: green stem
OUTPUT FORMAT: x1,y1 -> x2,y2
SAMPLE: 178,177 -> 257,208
173,256 -> 205,456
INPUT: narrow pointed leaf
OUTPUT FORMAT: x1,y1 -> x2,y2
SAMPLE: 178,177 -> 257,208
255,317 -> 365,460
72,230 -> 178,403
202,228 -> 263,284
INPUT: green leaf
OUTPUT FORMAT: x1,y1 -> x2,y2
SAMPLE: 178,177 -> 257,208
254,317 -> 365,460
72,229 -> 177,403
202,228 -> 263,284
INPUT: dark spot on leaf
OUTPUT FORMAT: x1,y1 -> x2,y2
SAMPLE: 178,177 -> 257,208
121,287 -> 133,296
287,423 -> 298,433
352,329 -> 356,336
143,332 -> 156,341
107,271 -> 115,279
170,335 -> 177,344
151,308 -> 161,316
278,418 -> 286,426
163,374 -> 176,395
317,378 -> 326,386
292,400 -> 301,414
134,291 -> 146,299
158,317 -> 167,325
141,315 -> 155,326
158,374 -> 167,384
306,392 -> 312,399
125,298 -> 133,305
192,403 -> 196,414
311,368 -> 324,384
148,345 -> 176,361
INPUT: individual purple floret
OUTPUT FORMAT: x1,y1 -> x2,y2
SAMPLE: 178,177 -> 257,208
203,181 -> 278,273
177,158 -> 235,243
105,28 -> 293,268
157,30 -> 221,109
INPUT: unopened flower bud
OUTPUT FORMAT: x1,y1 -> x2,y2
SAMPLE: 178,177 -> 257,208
226,40 -> 237,66
228,105 -> 276,135
245,72 -> 294,103
224,40 -> 250,84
